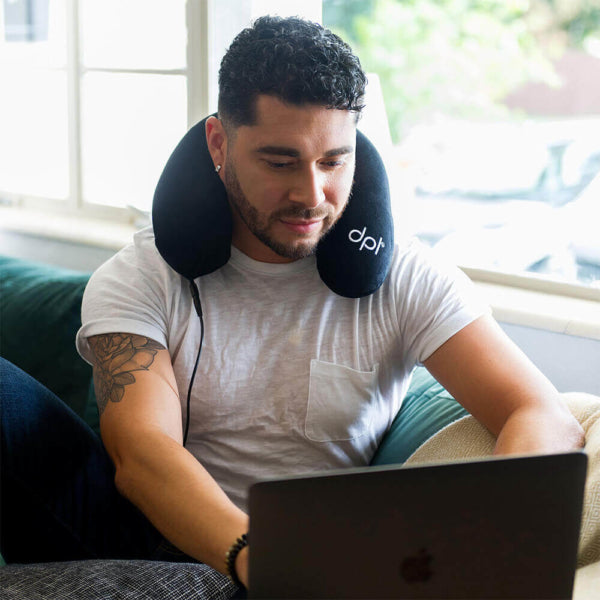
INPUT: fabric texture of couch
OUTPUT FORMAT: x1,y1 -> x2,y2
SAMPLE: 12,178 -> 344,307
0,559 -> 236,600
0,254 -> 99,432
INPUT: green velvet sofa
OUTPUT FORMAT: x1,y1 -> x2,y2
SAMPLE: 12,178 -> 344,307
0,253 -> 489,599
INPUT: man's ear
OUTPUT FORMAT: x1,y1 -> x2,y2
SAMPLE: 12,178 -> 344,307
205,116 -> 227,172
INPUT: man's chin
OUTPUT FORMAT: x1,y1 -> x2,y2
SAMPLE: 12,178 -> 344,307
259,225 -> 324,260
269,240 -> 318,261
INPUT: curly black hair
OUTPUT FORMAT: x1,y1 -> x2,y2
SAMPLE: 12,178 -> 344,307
218,15 -> 366,128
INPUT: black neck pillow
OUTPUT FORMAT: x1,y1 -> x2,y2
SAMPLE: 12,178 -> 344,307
153,115 -> 394,298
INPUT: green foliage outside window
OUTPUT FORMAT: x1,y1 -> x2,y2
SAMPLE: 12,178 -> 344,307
323,0 -> 600,144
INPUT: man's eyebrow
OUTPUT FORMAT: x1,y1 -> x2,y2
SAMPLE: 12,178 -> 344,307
254,145 -> 355,158
255,146 -> 300,157
324,145 -> 354,157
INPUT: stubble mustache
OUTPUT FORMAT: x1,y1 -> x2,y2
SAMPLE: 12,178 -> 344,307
271,205 -> 333,222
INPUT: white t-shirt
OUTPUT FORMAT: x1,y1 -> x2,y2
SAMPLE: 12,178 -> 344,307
77,226 -> 489,510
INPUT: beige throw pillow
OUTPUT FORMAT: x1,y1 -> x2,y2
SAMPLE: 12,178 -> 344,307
405,393 -> 600,568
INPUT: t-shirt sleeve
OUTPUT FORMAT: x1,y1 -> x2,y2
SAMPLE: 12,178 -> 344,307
392,239 -> 491,365
76,227 -> 180,366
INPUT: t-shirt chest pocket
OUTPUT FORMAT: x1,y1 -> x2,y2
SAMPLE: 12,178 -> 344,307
305,359 -> 379,442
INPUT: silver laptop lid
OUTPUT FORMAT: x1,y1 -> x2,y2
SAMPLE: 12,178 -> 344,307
248,452 -> 587,599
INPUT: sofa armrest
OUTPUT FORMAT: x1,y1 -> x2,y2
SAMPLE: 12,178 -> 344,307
0,255 -> 93,421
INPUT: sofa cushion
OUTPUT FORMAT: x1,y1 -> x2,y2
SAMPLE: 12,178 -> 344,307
0,559 -> 237,600
0,256 -> 93,421
404,392 -> 600,568
370,366 -> 469,466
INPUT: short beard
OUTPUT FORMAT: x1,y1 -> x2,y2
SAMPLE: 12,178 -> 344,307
224,161 -> 341,260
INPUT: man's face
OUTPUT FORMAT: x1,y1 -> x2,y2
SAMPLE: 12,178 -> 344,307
219,95 -> 357,263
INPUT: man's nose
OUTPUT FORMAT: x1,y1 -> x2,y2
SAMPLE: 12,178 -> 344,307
288,166 -> 326,208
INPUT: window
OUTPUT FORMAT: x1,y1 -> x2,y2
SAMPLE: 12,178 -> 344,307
0,0 -> 193,216
323,0 -> 600,290
1,0 -> 69,201
78,0 -> 189,211
0,0 -> 320,219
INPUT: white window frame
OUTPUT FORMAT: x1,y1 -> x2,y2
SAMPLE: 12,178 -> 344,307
1,0 -> 216,223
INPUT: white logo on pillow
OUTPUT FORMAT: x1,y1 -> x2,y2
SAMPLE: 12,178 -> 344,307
348,227 -> 385,255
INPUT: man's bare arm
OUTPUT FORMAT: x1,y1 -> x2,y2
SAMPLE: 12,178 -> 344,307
88,333 -> 249,586
89,334 -> 167,415
423,314 -> 584,455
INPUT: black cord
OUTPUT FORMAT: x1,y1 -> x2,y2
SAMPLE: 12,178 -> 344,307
184,279 -> 204,447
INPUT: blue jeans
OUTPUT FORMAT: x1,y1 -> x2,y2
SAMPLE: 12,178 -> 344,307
0,357 -> 171,563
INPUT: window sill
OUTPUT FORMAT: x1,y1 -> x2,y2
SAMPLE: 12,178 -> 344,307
0,206 -> 137,251
471,279 -> 600,341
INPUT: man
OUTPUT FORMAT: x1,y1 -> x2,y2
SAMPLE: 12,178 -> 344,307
0,15 -> 584,592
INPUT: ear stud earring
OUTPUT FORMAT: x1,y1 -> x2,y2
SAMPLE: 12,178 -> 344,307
215,164 -> 222,173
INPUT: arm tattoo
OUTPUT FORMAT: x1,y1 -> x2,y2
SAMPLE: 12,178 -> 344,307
89,333 -> 165,415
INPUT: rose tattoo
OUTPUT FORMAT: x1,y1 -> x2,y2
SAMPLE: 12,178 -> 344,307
89,333 -> 165,415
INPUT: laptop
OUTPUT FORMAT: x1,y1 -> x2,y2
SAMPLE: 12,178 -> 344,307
248,452 -> 587,599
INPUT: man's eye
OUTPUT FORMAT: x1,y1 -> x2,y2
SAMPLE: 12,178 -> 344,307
322,160 -> 345,169
266,161 -> 293,169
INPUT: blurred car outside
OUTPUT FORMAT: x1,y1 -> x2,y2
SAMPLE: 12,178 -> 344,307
393,117 -> 600,287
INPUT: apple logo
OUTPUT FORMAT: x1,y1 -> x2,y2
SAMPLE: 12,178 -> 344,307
400,548 -> 433,583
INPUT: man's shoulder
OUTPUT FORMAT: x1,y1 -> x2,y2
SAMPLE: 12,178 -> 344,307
388,237 -> 436,279
131,225 -> 161,259
88,226 -> 176,288
386,237 -> 471,293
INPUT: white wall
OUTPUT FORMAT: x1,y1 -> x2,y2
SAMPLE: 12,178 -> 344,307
499,322 -> 599,396
0,229 -> 115,272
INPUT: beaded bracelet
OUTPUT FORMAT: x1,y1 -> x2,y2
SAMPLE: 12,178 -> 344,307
225,533 -> 249,588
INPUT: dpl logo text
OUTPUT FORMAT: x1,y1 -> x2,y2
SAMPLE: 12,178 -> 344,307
348,227 -> 385,255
